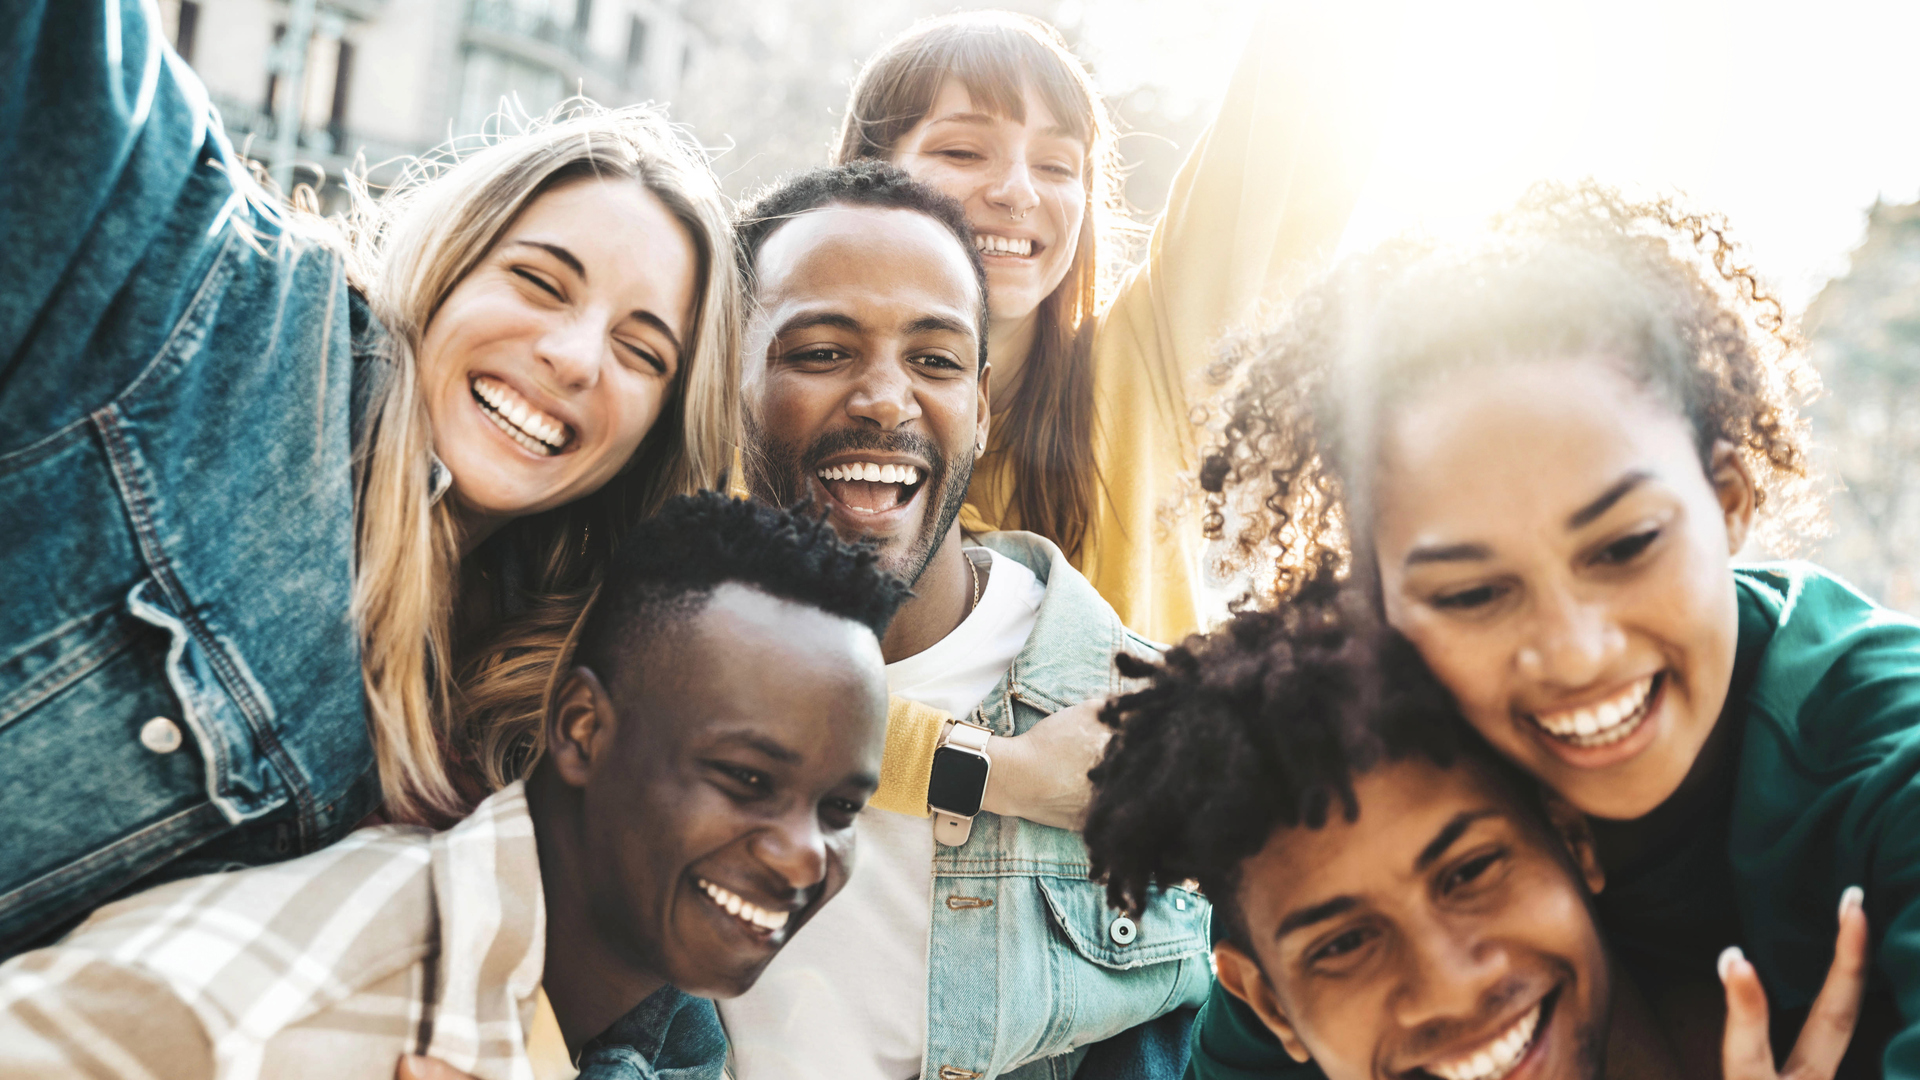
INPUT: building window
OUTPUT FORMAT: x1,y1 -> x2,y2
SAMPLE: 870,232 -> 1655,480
328,40 -> 355,146
174,0 -> 200,64
626,15 -> 648,71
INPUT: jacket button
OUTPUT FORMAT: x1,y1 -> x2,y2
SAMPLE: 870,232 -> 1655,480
140,717 -> 183,754
1108,915 -> 1137,945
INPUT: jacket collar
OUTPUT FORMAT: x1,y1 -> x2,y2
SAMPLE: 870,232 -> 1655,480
972,531 -> 1135,715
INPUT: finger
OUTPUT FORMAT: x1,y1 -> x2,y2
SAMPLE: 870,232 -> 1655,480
396,1055 -> 483,1080
1720,947 -> 1777,1080
1781,886 -> 1870,1080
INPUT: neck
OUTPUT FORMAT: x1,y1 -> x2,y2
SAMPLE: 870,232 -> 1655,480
452,503 -> 508,558
526,763 -> 667,1057
986,309 -> 1039,411
879,525 -> 973,664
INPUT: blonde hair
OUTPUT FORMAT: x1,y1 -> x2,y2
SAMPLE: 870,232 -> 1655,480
834,11 -> 1139,559
345,102 -> 741,822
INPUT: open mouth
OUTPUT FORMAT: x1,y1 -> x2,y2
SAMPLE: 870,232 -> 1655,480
1418,988 -> 1555,1080
815,460 -> 927,515
696,877 -> 790,936
471,374 -> 571,457
1527,673 -> 1662,749
974,233 -> 1039,259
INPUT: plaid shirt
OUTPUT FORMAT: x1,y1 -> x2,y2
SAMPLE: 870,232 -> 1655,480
0,783 -> 546,1079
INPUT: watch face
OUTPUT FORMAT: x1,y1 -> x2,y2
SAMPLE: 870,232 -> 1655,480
928,746 -> 991,818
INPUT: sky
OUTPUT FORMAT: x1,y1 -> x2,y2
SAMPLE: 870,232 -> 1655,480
1069,0 -> 1920,310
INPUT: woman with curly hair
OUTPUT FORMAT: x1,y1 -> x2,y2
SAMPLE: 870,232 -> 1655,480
1184,183 -> 1913,1077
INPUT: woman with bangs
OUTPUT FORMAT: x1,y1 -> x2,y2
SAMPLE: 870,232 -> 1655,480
0,0 -> 739,956
833,7 -> 1384,830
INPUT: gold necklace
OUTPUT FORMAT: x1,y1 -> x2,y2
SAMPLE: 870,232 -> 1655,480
965,549 -> 983,614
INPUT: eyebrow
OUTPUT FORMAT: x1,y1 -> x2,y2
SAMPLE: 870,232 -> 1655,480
928,111 -> 1078,141
1274,895 -> 1360,940
1415,809 -> 1502,871
1566,470 -> 1653,530
905,314 -> 975,338
775,312 -> 863,338
706,730 -> 802,765
507,240 -> 684,357
1403,541 -> 1495,567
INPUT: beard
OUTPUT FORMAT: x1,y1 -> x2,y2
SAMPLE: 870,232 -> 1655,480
743,415 -> 973,588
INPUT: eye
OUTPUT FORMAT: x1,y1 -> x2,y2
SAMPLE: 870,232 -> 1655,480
1594,528 -> 1659,567
1442,848 -> 1509,895
619,339 -> 669,375
1308,924 -> 1377,966
914,352 -> 965,372
511,267 -> 562,299
1431,582 -> 1506,611
820,797 -> 864,829
934,148 -> 983,163
709,762 -> 771,797
1038,162 -> 1079,179
786,347 -> 849,366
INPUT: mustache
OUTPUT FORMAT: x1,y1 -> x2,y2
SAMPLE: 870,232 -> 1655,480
801,428 -> 947,473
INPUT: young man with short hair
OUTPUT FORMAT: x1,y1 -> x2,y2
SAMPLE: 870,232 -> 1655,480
0,494 -> 904,1079
1081,576 -> 1871,1080
720,161 -> 1208,1080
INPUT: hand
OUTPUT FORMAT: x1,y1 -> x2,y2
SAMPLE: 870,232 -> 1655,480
979,699 -> 1111,831
396,1056 -> 479,1080
1719,886 -> 1869,1080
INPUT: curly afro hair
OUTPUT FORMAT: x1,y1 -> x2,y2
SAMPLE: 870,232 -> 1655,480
1084,566 -> 1498,951
734,160 -> 989,369
1198,182 -> 1821,603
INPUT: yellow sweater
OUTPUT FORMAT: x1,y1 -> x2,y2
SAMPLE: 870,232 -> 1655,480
870,8 -> 1382,815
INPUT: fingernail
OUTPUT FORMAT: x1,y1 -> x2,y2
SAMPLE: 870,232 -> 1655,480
1717,945 -> 1745,983
1840,885 -> 1864,918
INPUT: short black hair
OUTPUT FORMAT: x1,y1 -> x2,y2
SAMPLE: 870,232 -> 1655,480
1084,568 -> 1503,952
575,492 -> 910,687
734,160 -> 989,369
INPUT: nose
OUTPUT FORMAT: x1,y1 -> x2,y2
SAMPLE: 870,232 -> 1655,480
1515,586 -> 1625,688
536,313 -> 604,392
1392,918 -> 1511,1034
845,356 -> 922,431
751,809 -> 830,895
984,153 -> 1039,221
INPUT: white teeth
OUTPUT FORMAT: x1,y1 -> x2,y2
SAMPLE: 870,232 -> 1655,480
471,375 -> 567,454
1427,1001 -> 1541,1080
814,462 -> 922,486
698,879 -> 791,933
1531,675 -> 1656,747
973,234 -> 1034,257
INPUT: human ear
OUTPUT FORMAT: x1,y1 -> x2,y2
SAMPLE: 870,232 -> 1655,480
975,360 -> 992,455
547,666 -> 618,789
1707,440 -> 1756,556
1542,791 -> 1606,895
1214,941 -> 1312,1064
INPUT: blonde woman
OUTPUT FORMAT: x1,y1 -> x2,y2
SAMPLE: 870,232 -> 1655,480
0,0 -> 737,957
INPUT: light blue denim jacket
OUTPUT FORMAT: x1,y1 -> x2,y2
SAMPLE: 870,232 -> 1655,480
0,0 -> 381,953
928,532 -> 1212,1080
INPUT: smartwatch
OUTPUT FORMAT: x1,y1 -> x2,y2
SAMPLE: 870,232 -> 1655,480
929,720 -> 993,847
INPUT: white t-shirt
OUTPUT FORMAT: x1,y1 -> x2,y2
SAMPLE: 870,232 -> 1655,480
720,546 -> 1047,1080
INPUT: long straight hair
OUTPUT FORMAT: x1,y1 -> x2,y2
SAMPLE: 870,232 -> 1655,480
834,12 -> 1132,560
342,102 -> 741,822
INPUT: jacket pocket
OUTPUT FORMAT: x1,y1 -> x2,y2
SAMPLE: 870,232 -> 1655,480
1035,875 -> 1209,970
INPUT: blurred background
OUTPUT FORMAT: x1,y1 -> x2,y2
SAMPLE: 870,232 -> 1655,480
155,0 -> 1920,611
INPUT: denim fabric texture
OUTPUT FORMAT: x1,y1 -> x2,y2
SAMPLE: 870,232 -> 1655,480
0,0 -> 381,955
576,985 -> 729,1080
928,531 -> 1212,1080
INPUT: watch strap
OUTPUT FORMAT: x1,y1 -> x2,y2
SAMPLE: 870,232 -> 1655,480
933,811 -> 974,846
932,720 -> 993,847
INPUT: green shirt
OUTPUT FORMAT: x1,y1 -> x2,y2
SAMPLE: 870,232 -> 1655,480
1185,563 -> 1920,1079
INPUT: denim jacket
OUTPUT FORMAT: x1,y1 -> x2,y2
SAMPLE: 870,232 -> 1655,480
928,531 -> 1212,1080
0,0 -> 380,953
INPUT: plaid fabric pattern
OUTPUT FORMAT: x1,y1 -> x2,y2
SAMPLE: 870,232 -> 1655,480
0,783 -> 546,1080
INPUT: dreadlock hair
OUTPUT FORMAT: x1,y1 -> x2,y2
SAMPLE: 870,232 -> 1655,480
469,492 -> 909,784
734,161 -> 989,370
1085,563 -> 1498,953
1198,181 -> 1821,603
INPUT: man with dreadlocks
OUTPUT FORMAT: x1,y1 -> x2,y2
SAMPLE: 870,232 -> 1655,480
1081,572 -> 1870,1080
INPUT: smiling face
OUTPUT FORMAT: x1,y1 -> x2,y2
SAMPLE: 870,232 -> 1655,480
1216,757 -> 1610,1080
417,177 -> 698,537
889,78 -> 1087,324
741,204 -> 988,585
564,584 -> 888,998
1370,357 -> 1754,821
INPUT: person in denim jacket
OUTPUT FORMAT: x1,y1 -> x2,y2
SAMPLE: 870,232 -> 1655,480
0,0 -> 740,957
706,163 -> 1209,1080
